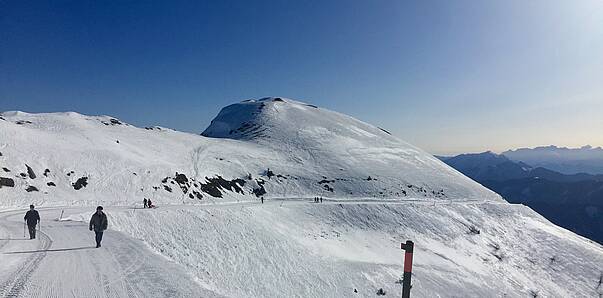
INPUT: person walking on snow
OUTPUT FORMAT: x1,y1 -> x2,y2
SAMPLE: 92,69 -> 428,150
89,206 -> 108,248
143,198 -> 148,208
24,204 -> 40,239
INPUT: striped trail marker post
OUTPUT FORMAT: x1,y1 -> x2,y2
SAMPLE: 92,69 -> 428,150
400,240 -> 414,298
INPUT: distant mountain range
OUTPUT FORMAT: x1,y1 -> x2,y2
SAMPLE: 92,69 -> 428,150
438,151 -> 603,244
502,145 -> 603,175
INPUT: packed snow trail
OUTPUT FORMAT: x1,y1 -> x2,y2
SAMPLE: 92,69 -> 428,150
0,208 -> 221,298
0,199 -> 493,298
0,199 -> 602,297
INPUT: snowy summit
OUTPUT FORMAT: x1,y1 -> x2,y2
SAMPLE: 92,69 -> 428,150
0,97 -> 602,297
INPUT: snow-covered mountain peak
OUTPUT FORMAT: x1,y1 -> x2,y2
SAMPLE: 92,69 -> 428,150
0,98 -> 503,205
202,97 -> 394,144
1,104 -> 602,297
200,97 -> 502,202
202,97 -> 321,140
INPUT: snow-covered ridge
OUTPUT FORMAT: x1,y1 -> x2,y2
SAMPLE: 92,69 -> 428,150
1,99 -> 602,297
0,98 -> 500,207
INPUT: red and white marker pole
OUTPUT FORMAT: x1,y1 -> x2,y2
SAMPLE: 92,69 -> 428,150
400,240 -> 414,298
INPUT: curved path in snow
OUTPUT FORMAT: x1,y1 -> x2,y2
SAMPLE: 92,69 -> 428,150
0,198 -> 501,298
0,207 -> 221,298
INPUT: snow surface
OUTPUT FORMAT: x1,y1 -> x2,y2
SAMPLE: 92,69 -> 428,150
0,100 -> 500,207
0,207 -> 220,297
104,200 -> 603,297
1,98 -> 602,297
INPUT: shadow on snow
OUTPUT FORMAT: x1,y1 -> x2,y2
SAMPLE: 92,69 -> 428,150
4,246 -> 96,254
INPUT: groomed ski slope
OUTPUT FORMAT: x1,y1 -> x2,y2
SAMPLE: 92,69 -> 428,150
59,199 -> 603,297
1,97 -> 602,297
0,207 -> 221,297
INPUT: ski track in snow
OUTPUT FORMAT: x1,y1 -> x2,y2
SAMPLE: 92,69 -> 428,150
0,199 -> 492,298
0,208 -> 222,298
0,199 -> 602,298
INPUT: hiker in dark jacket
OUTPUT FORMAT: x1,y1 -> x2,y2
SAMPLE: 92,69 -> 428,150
89,206 -> 108,248
143,198 -> 148,208
24,204 -> 40,239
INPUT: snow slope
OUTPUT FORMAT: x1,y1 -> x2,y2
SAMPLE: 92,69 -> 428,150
1,98 -> 602,297
0,207 -> 220,297
105,200 -> 603,297
202,97 -> 499,201
0,98 -> 499,208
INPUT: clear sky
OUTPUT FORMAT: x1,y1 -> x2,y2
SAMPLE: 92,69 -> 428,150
1,1 -> 602,155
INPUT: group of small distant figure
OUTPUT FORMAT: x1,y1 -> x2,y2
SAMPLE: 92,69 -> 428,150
142,198 -> 156,208
24,204 -> 108,248
313,197 -> 323,203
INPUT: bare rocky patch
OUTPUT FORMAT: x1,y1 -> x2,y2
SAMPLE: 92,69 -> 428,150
25,185 -> 38,192
72,177 -> 89,190
25,164 -> 36,179
0,177 -> 15,187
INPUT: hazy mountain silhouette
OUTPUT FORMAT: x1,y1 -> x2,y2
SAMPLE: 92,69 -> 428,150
502,145 -> 603,175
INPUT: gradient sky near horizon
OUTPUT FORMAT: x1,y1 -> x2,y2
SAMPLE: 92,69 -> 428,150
1,1 -> 602,155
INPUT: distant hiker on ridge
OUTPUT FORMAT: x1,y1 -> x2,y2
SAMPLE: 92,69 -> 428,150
89,206 -> 108,248
143,198 -> 148,208
24,204 -> 40,239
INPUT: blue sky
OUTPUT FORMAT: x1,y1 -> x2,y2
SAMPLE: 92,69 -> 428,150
1,0 -> 602,155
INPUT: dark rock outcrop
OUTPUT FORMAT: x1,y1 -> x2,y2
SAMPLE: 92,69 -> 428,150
26,164 -> 36,179
199,176 -> 246,198
318,179 -> 335,184
0,177 -> 15,187
378,127 -> 391,135
252,179 -> 267,197
265,169 -> 275,179
175,173 -> 189,184
101,118 -> 123,126
72,177 -> 88,190
192,190 -> 203,199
